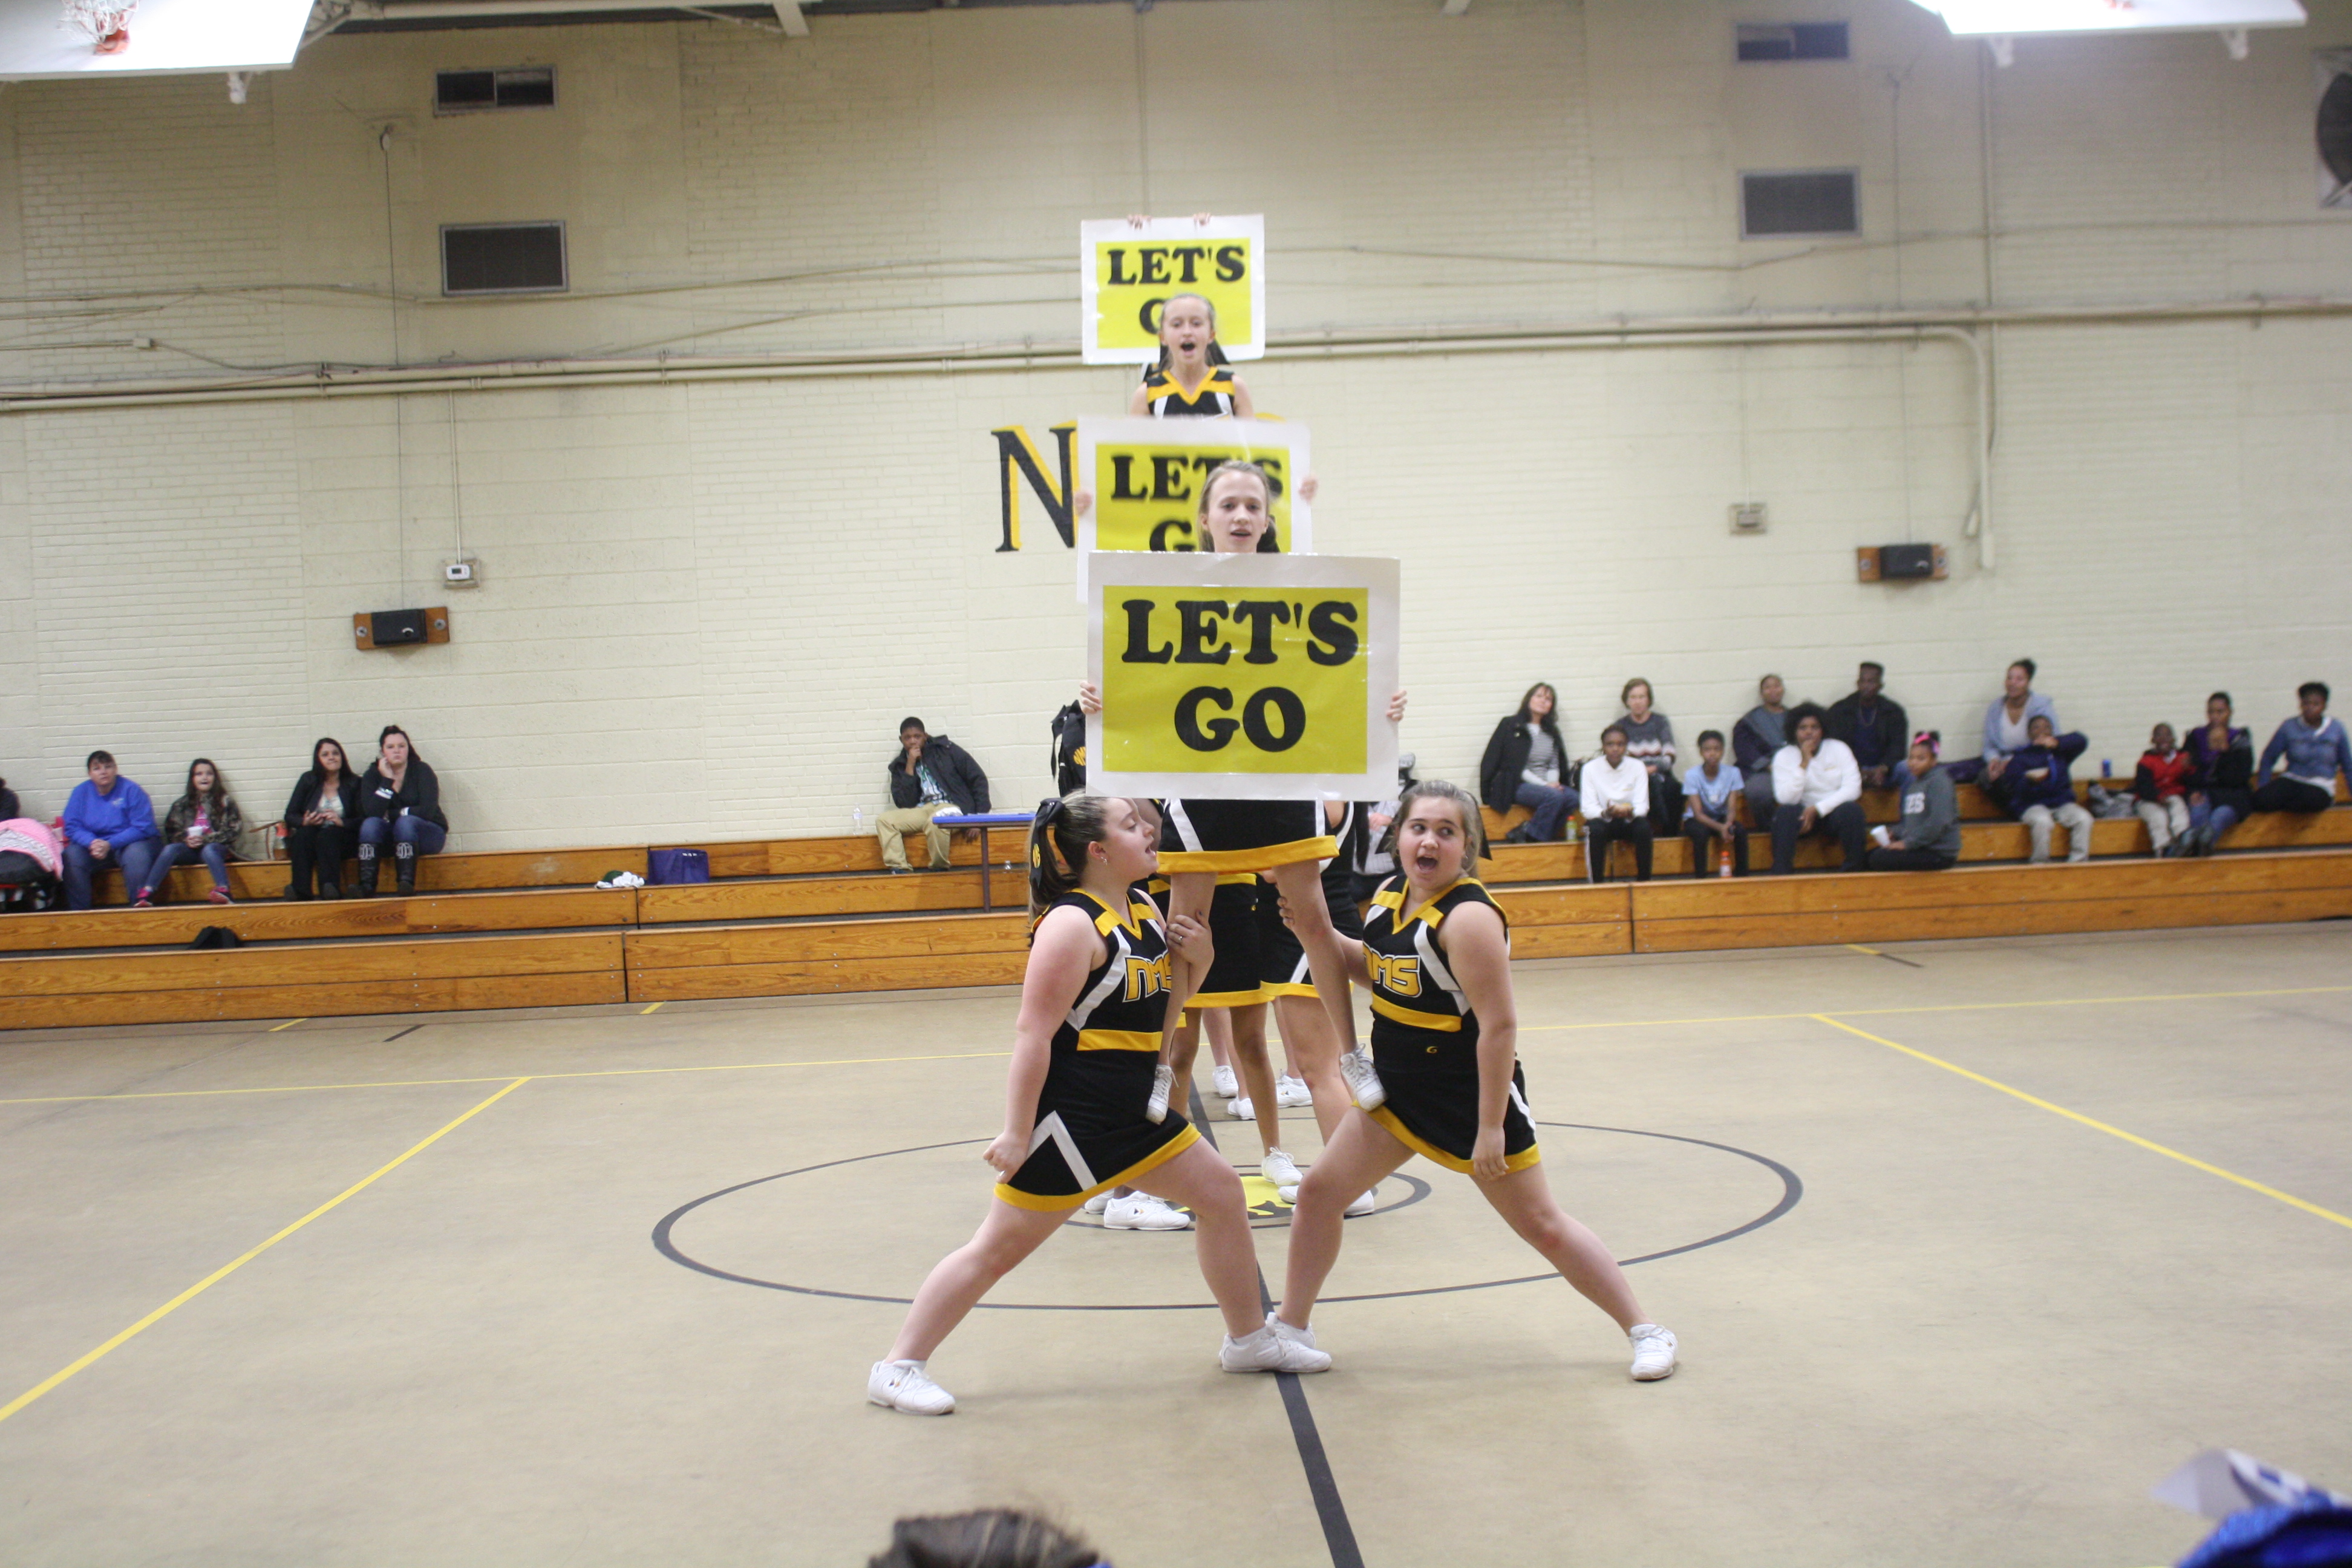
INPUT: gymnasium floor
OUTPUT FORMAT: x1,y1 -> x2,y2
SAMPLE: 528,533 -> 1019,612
2,923 -> 2347,1568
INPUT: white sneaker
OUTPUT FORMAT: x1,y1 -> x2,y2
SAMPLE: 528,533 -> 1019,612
1628,1324 -> 1678,1382
1345,1186 -> 1377,1217
1229,1095 -> 1253,1121
868,1359 -> 955,1414
1220,1313 -> 1331,1374
1338,1047 -> 1385,1111
1212,1064 -> 1239,1099
1261,1148 -> 1303,1191
1275,1073 -> 1313,1109
1144,1062 -> 1174,1124
1082,1191 -> 1113,1215
1105,1193 -> 1192,1230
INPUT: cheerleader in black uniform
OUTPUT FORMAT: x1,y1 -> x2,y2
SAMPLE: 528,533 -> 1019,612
1272,780 -> 1681,1383
1079,463 -> 1405,1124
869,793 -> 1331,1416
1127,292 -> 1255,419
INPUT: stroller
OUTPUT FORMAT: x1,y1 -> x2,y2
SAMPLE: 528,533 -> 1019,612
0,818 -> 63,913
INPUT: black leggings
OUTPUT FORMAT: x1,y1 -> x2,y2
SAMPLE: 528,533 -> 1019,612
2252,778 -> 2333,814
1681,821 -> 1748,877
286,823 -> 352,897
1865,845 -> 1955,872
1585,817 -> 1654,883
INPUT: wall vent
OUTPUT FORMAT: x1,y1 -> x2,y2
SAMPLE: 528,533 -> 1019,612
1736,23 -> 1849,62
1740,170 -> 1860,238
441,223 -> 567,296
436,67 -> 555,114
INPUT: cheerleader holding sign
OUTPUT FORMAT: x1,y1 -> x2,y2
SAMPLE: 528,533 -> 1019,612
1273,780 -> 1681,1383
868,794 -> 1332,1416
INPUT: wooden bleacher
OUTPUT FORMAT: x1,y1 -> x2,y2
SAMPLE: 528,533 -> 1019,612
3,783 -> 2347,1030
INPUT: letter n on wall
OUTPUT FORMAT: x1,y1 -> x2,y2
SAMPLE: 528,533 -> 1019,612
991,423 -> 1076,552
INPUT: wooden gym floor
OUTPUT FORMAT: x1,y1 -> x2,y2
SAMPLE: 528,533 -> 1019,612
2,921 -> 2347,1568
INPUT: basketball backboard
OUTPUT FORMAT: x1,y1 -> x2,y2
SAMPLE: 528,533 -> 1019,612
0,0 -> 312,80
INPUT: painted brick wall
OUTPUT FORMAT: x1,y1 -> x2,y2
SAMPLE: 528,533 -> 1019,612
0,0 -> 2346,846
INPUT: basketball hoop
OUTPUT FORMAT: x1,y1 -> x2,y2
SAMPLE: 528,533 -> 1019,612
59,0 -> 135,54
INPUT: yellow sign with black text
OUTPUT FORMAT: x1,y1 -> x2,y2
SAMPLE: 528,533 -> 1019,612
1080,215 -> 1266,365
1073,418 -> 1311,593
1086,552 -> 1399,802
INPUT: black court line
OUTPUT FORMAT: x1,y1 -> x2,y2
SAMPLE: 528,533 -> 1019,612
383,1025 -> 423,1042
1187,1084 -> 1364,1568
1872,950 -> 1926,970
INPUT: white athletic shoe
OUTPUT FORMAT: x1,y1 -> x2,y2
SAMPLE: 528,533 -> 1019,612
1212,1064 -> 1239,1099
1260,1148 -> 1304,1191
1105,1193 -> 1192,1230
868,1359 -> 956,1415
1082,1191 -> 1113,1215
1229,1095 -> 1253,1121
1345,1186 -> 1377,1217
1220,1313 -> 1331,1374
1628,1324 -> 1678,1382
1144,1062 -> 1174,1124
1275,1073 -> 1314,1109
1338,1047 -> 1385,1111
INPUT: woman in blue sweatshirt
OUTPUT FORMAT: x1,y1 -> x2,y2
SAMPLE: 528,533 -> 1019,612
2252,682 -> 2351,816
60,750 -> 160,910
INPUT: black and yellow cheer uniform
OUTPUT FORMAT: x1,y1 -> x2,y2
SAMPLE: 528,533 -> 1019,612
1140,363 -> 1240,419
1150,872 -> 1267,1009
997,887 -> 1201,1210
1157,797 -> 1336,876
1257,803 -> 1368,998
1358,875 -> 1539,1176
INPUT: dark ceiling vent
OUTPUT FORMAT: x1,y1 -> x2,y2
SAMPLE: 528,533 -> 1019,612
2321,52 -> 2352,209
1741,170 -> 1860,238
441,223 -> 568,295
436,66 -> 555,113
1736,23 -> 1850,62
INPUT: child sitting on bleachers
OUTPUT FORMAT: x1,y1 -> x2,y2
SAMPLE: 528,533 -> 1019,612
2009,715 -> 2093,864
2132,724 -> 2194,858
1679,731 -> 1745,877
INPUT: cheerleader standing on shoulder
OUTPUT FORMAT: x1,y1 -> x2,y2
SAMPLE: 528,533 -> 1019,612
868,793 -> 1330,1416
1270,780 -> 1680,1383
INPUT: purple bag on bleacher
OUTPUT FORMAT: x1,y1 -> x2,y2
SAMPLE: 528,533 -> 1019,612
647,848 -> 709,886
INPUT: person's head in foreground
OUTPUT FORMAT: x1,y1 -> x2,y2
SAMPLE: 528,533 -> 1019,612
867,1508 -> 1104,1568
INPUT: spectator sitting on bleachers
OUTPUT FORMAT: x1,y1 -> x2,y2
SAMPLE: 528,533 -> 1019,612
60,751 -> 160,912
1768,704 -> 1866,874
1578,725 -> 1653,884
283,737 -> 362,901
881,717 -> 991,873
358,725 -> 448,897
1484,682 -> 1578,845
1827,661 -> 1910,791
1733,674 -> 1788,838
1615,678 -> 1682,834
2133,724 -> 2195,857
1679,730 -> 1745,877
135,759 -> 245,907
1866,733 -> 1961,872
2008,714 -> 2092,864
2179,691 -> 2254,858
2253,682 -> 2351,818
1981,659 -> 2057,794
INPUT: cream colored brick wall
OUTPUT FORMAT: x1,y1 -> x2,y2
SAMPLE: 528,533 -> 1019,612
0,0 -> 2346,845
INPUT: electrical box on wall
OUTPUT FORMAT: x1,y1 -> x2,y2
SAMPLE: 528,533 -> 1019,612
1856,545 -> 1948,583
1729,502 -> 1768,534
353,607 -> 451,649
442,557 -> 480,587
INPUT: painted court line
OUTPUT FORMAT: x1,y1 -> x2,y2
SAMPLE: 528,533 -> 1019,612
640,1002 -> 664,1014
0,1076 -> 532,1428
266,1018 -> 307,1032
1812,1014 -> 2352,1234
0,1050 -> 1016,1106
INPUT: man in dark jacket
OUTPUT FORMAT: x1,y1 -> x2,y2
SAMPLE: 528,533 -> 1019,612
1826,662 -> 1910,791
1733,674 -> 1789,832
880,717 -> 991,872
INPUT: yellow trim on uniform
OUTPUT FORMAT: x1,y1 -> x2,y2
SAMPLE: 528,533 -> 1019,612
1215,872 -> 1259,887
1190,985 -> 1269,1009
1261,981 -> 1318,999
1402,877 -> 1473,930
1076,888 -> 1144,938
1076,1028 -> 1159,1052
1368,1106 -> 1541,1176
1371,993 -> 1462,1031
1158,835 -> 1339,874
993,1123 -> 1203,1210
1370,887 -> 1405,913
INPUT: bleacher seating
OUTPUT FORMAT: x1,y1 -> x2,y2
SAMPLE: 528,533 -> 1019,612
1,782 -> 2345,1030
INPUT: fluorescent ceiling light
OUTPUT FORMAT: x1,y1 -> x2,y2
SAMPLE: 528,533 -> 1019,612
0,0 -> 313,79
1911,0 -> 2305,34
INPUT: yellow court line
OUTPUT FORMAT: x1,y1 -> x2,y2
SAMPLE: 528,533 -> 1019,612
0,1049 -> 1015,1107
267,1019 -> 307,1033
1844,944 -> 1883,957
1812,1014 -> 2352,1234
640,1002 -> 664,1015
1518,984 -> 2352,1035
0,1076 -> 532,1428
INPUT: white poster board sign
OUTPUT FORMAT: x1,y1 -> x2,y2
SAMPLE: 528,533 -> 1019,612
1080,214 -> 1265,366
1086,552 -> 1399,803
